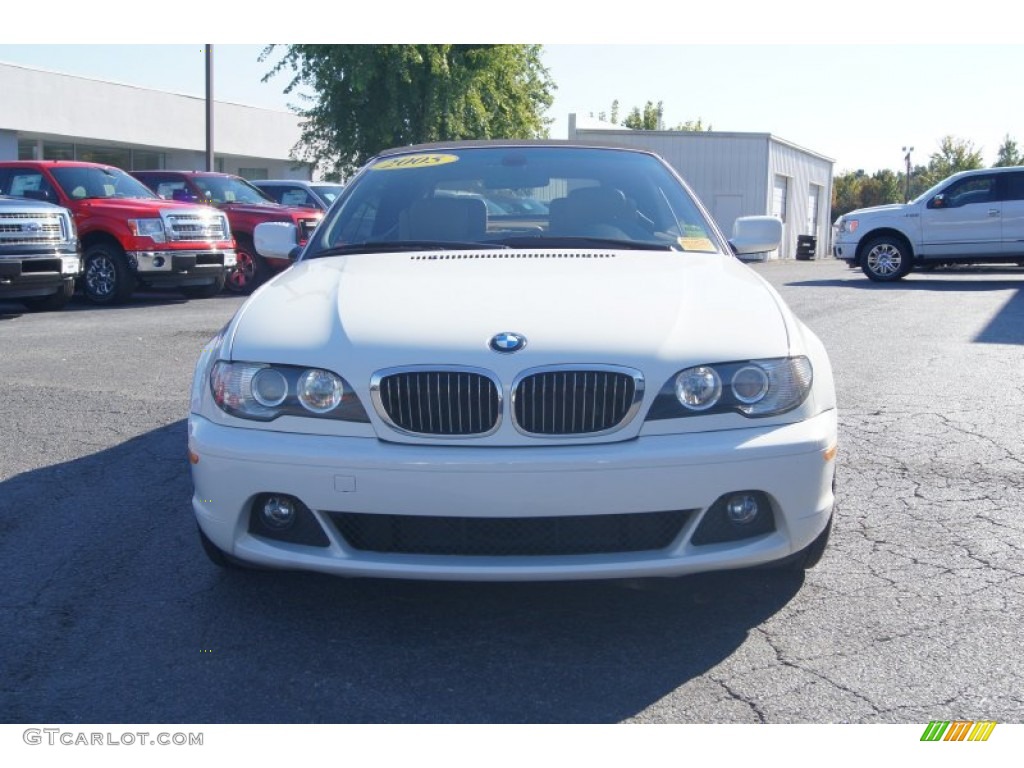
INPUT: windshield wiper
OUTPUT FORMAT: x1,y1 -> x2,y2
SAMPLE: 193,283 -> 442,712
308,240 -> 511,259
485,235 -> 675,251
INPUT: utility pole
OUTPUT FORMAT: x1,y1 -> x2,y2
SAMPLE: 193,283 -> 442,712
902,146 -> 913,202
205,45 -> 214,172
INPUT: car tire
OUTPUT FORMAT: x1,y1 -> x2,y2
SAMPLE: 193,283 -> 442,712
22,279 -> 74,312
179,272 -> 226,300
224,237 -> 268,295
84,243 -> 136,304
861,236 -> 913,282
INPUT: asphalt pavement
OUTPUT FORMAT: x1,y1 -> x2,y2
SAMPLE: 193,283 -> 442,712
1,260 -> 1022,723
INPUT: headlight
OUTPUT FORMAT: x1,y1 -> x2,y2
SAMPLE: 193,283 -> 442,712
839,218 -> 859,235
128,218 -> 167,243
674,366 -> 722,411
190,331 -> 224,414
297,369 -> 345,413
209,361 -> 368,422
649,357 -> 813,420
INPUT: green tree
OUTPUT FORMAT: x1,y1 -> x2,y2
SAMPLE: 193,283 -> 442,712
261,45 -> 555,179
623,101 -> 664,130
672,117 -> 712,132
922,135 -> 983,186
993,134 -> 1023,167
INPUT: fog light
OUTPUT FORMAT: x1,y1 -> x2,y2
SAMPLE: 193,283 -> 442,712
725,493 -> 760,525
153,256 -> 166,268
261,495 -> 296,529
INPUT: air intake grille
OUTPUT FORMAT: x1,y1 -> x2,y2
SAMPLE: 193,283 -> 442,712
513,369 -> 640,435
297,218 -> 319,242
0,212 -> 66,245
164,213 -> 228,242
330,509 -> 692,556
374,369 -> 500,436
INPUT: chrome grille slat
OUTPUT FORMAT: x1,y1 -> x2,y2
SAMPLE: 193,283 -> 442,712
0,213 -> 66,246
163,213 -> 228,242
374,369 -> 500,437
513,368 -> 641,436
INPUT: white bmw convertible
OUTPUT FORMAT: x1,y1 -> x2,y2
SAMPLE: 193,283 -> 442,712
188,141 -> 837,581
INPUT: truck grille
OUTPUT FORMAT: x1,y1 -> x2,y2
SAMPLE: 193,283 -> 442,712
297,217 -> 319,242
513,368 -> 642,435
373,369 -> 500,436
329,509 -> 692,556
0,212 -> 66,245
164,213 -> 228,242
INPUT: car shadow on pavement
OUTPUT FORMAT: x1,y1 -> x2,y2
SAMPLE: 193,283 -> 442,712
0,420 -> 804,724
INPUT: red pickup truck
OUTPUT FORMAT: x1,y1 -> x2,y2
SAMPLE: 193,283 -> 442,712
132,171 -> 322,294
0,161 -> 235,304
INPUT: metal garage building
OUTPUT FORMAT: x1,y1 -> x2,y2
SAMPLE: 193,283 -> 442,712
569,115 -> 834,259
0,62 -> 310,180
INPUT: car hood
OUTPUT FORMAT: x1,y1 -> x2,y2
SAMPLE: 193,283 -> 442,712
226,249 -> 792,379
843,203 -> 908,218
220,202 -> 320,219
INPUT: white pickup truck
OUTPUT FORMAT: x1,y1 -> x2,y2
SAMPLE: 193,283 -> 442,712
832,165 -> 1024,281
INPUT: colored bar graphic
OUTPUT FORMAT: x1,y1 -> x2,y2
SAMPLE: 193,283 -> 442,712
945,721 -> 972,741
921,720 -> 996,742
968,722 -> 997,741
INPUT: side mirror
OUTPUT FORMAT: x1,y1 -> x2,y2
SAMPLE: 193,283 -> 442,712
928,194 -> 946,209
22,189 -> 52,202
730,216 -> 782,262
255,222 -> 302,261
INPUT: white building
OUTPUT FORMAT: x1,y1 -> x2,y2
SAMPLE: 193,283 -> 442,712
0,62 -> 310,180
569,115 -> 834,259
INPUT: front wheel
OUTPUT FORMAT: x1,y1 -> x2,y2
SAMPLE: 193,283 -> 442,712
224,238 -> 268,295
84,244 -> 136,304
861,236 -> 913,282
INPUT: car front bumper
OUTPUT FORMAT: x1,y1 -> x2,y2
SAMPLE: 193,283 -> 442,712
127,250 -> 236,284
189,409 -> 838,580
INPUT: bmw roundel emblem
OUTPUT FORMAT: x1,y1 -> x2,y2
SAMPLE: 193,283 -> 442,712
489,332 -> 527,353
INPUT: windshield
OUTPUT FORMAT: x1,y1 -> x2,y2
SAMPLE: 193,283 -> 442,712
193,176 -> 274,205
307,146 -> 724,257
311,184 -> 344,204
51,166 -> 158,201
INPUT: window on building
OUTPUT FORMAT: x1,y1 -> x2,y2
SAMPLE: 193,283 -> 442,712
42,142 -> 75,161
772,175 -> 789,223
238,168 -> 269,181
130,150 -> 165,170
75,145 -> 131,169
17,140 -> 39,160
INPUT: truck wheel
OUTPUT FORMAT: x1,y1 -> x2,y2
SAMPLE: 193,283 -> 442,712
861,236 -> 913,282
225,237 -> 268,295
23,279 -> 74,312
180,272 -> 226,299
84,244 -> 136,305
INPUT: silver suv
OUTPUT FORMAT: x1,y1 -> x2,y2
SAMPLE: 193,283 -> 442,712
0,195 -> 80,311
833,165 -> 1024,281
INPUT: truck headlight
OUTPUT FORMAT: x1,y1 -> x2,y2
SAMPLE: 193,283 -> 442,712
128,218 -> 167,243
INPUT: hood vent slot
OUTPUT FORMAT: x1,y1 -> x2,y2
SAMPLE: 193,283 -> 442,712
410,252 -> 617,261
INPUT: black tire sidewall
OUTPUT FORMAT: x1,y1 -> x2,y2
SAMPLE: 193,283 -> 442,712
84,244 -> 136,305
861,236 -> 913,282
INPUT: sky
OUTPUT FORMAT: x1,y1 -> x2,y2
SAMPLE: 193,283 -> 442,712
2,6 -> 1021,175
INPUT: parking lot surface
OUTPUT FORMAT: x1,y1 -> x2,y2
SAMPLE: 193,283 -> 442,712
1,259 -> 1022,723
